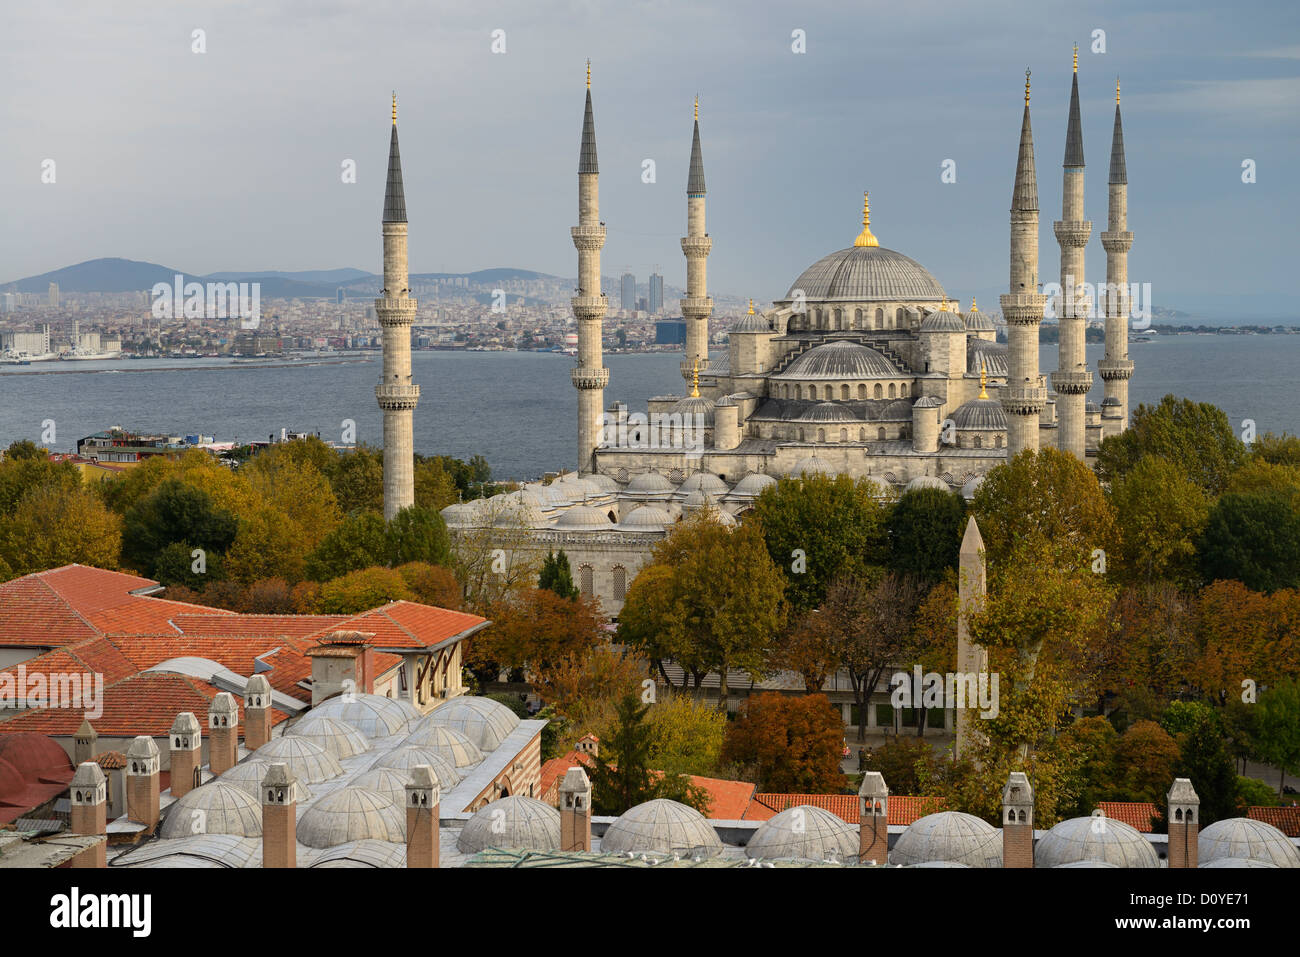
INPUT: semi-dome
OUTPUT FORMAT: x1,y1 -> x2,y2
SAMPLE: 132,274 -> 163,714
1034,816 -> 1160,868
798,401 -> 860,423
782,245 -> 946,302
676,471 -> 729,496
619,504 -> 674,529
219,759 -> 312,802
890,811 -> 1002,867
555,504 -> 613,530
286,715 -> 371,759
310,693 -> 417,739
368,746 -> 462,787
787,455 -> 834,478
879,398 -> 915,420
160,781 -> 262,838
601,799 -> 724,858
456,795 -> 562,854
745,805 -> 859,862
1198,818 -> 1300,868
398,725 -> 485,767
419,696 -> 521,752
774,341 -> 901,380
296,787 -> 406,848
905,475 -> 951,493
251,736 -> 344,784
920,309 -> 966,333
671,395 -> 716,427
728,472 -> 777,498
348,768 -> 415,809
626,471 -> 675,494
950,398 -> 1008,431
912,395 -> 943,409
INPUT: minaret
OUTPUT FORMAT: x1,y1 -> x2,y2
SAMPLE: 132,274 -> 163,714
571,62 -> 609,474
680,96 -> 713,389
376,92 -> 419,519
1098,78 -> 1134,430
1051,46 -> 1093,460
999,70 -> 1049,457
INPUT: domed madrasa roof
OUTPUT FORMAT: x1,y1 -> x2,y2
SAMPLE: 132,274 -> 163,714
782,245 -> 946,303
619,504 -> 674,529
251,736 -> 344,784
1034,815 -> 1160,868
890,811 -> 1002,867
585,472 -> 619,494
490,491 -> 546,528
786,455 -> 834,478
798,401 -> 860,424
296,787 -> 406,848
625,471 -> 676,495
773,341 -> 901,381
439,501 -> 481,527
309,839 -> 408,868
285,715 -> 371,759
368,745 -> 462,787
745,805 -> 859,862
219,759 -> 313,802
601,799 -> 725,858
904,475 -> 952,494
418,695 -> 521,752
920,308 -> 966,333
310,692 -> 418,739
348,768 -> 417,809
457,795 -> 562,854
906,860 -> 971,868
727,472 -> 777,498
1198,818 -> 1300,868
398,725 -> 485,768
676,471 -> 729,497
1200,857 -> 1281,869
950,398 -> 1008,431
554,504 -> 613,530
160,781 -> 262,839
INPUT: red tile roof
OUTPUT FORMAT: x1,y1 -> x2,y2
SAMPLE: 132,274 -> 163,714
336,601 -> 488,650
1247,805 -> 1300,838
94,751 -> 127,770
1096,801 -> 1159,832
688,775 -> 755,820
745,793 -> 945,827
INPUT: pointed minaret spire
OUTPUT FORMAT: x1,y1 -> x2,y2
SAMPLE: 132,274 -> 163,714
579,62 -> 598,174
1064,50 -> 1085,168
1099,75 -> 1134,433
680,96 -> 713,389
687,98 -> 706,196
1109,79 -> 1127,185
383,93 -> 407,224
1011,71 -> 1039,214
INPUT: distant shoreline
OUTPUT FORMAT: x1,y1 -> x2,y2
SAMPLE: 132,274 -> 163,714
0,357 -> 376,376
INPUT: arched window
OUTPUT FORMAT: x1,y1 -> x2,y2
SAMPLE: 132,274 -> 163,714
839,428 -> 848,443
900,383 -> 908,396
859,427 -> 867,442
834,308 -> 842,329
854,308 -> 862,329
858,384 -> 866,399
798,428 -> 805,442
888,383 -> 896,398
875,308 -> 884,329
808,384 -> 817,400
974,435 -> 983,449
612,566 -> 627,601
995,434 -> 1003,449
841,384 -> 850,400
579,564 -> 594,596
795,385 -> 802,400
878,427 -> 887,441
874,384 -> 882,399
817,428 -> 826,442
897,307 -> 906,326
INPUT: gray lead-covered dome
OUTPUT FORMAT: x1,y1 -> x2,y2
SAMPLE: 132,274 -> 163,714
349,768 -> 417,809
219,759 -> 312,802
398,725 -> 485,767
798,401 -> 859,423
950,398 -> 1008,431
310,693 -> 417,739
369,745 -> 462,787
964,309 -> 996,332
1198,818 -> 1300,868
419,696 -> 520,752
457,796 -> 562,854
286,716 -> 371,759
160,781 -> 262,838
602,799 -> 724,858
296,787 -> 406,848
252,736 -> 344,784
746,805 -> 859,862
890,811 -> 1003,867
774,341 -> 901,380
671,395 -> 716,427
783,245 -> 946,302
920,309 -> 966,333
1200,857 -> 1281,869
1034,816 -> 1160,868
728,472 -> 777,498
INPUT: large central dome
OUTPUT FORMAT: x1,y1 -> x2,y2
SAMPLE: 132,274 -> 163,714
782,245 -> 946,302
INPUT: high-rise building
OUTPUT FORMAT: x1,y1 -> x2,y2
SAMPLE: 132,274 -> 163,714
620,272 -> 636,312
649,271 -> 664,313
48,283 -> 59,308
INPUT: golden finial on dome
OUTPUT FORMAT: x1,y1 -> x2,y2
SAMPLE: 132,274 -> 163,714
1025,68 -> 1031,105
586,59 -> 591,90
691,357 -> 700,398
980,359 -> 989,399
392,91 -> 397,125
1073,43 -> 1078,74
970,298 -> 979,312
748,298 -> 755,315
853,191 -> 879,247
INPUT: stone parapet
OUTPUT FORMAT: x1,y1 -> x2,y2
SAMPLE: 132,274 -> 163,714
1050,371 -> 1094,394
571,367 -> 610,390
1100,230 -> 1134,253
1053,220 -> 1093,246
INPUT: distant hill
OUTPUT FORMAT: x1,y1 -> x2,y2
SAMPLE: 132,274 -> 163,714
205,268 -> 375,284
5,257 -> 193,294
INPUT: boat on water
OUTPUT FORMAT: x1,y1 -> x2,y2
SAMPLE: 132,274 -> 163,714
60,350 -> 124,361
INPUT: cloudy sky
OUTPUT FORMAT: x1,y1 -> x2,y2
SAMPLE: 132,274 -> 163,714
2,0 -> 1297,311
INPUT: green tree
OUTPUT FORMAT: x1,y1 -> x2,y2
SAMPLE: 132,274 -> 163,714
1160,703 -> 1237,826
317,566 -> 413,614
306,512 -> 388,581
538,550 -> 579,600
885,487 -> 966,583
646,695 -> 728,778
1096,394 -> 1248,495
0,484 -> 122,575
122,478 -> 239,576
1057,716 -> 1119,817
1198,492 -> 1300,592
385,506 -> 451,568
585,692 -> 710,816
1109,455 -> 1210,587
413,458 -> 460,511
1249,431 -> 1300,468
0,447 -> 81,517
1112,720 -> 1180,806
153,540 -> 226,587
1254,679 -> 1300,796
329,448 -> 383,514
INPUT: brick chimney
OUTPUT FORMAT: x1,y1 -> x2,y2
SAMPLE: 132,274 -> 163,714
858,771 -> 888,865
168,712 -> 202,798
74,717 -> 98,767
1167,777 -> 1200,869
125,735 -> 160,829
1002,771 -> 1034,868
306,631 -> 377,706
68,762 -> 107,868
244,674 -> 272,751
261,763 -> 298,869
559,766 -> 592,852
405,764 -> 441,868
208,692 -> 239,776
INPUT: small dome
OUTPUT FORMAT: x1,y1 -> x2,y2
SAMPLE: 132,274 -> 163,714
1085,401 -> 1100,413
671,395 -> 716,427
296,787 -> 406,848
905,476 -> 951,494
746,805 -> 859,862
439,502 -> 480,527
787,455 -> 834,478
490,492 -> 545,528
398,725 -> 485,767
457,796 -> 562,854
891,811 -> 1002,867
522,484 -> 560,511
219,759 -> 312,802
1198,818 -> 1300,868
964,309 -> 996,332
731,312 -> 773,333
619,505 -> 674,529
553,474 -> 603,502
533,483 -> 571,508
676,471 -> 729,496
950,399 -> 1008,431
310,693 -> 416,738
286,716 -> 370,759
774,341 -> 901,380
626,471 -> 675,494
160,782 -> 262,838
1200,857 -> 1281,869
1034,816 -> 1160,868
368,746 -> 462,787
419,696 -> 521,752
310,839 -> 408,868
912,395 -> 943,409
251,736 -> 344,784
348,768 -> 415,808
585,473 -> 620,494
728,472 -> 777,498
798,402 -> 859,424
602,799 -> 724,858
555,504 -> 613,530
920,309 -> 966,333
